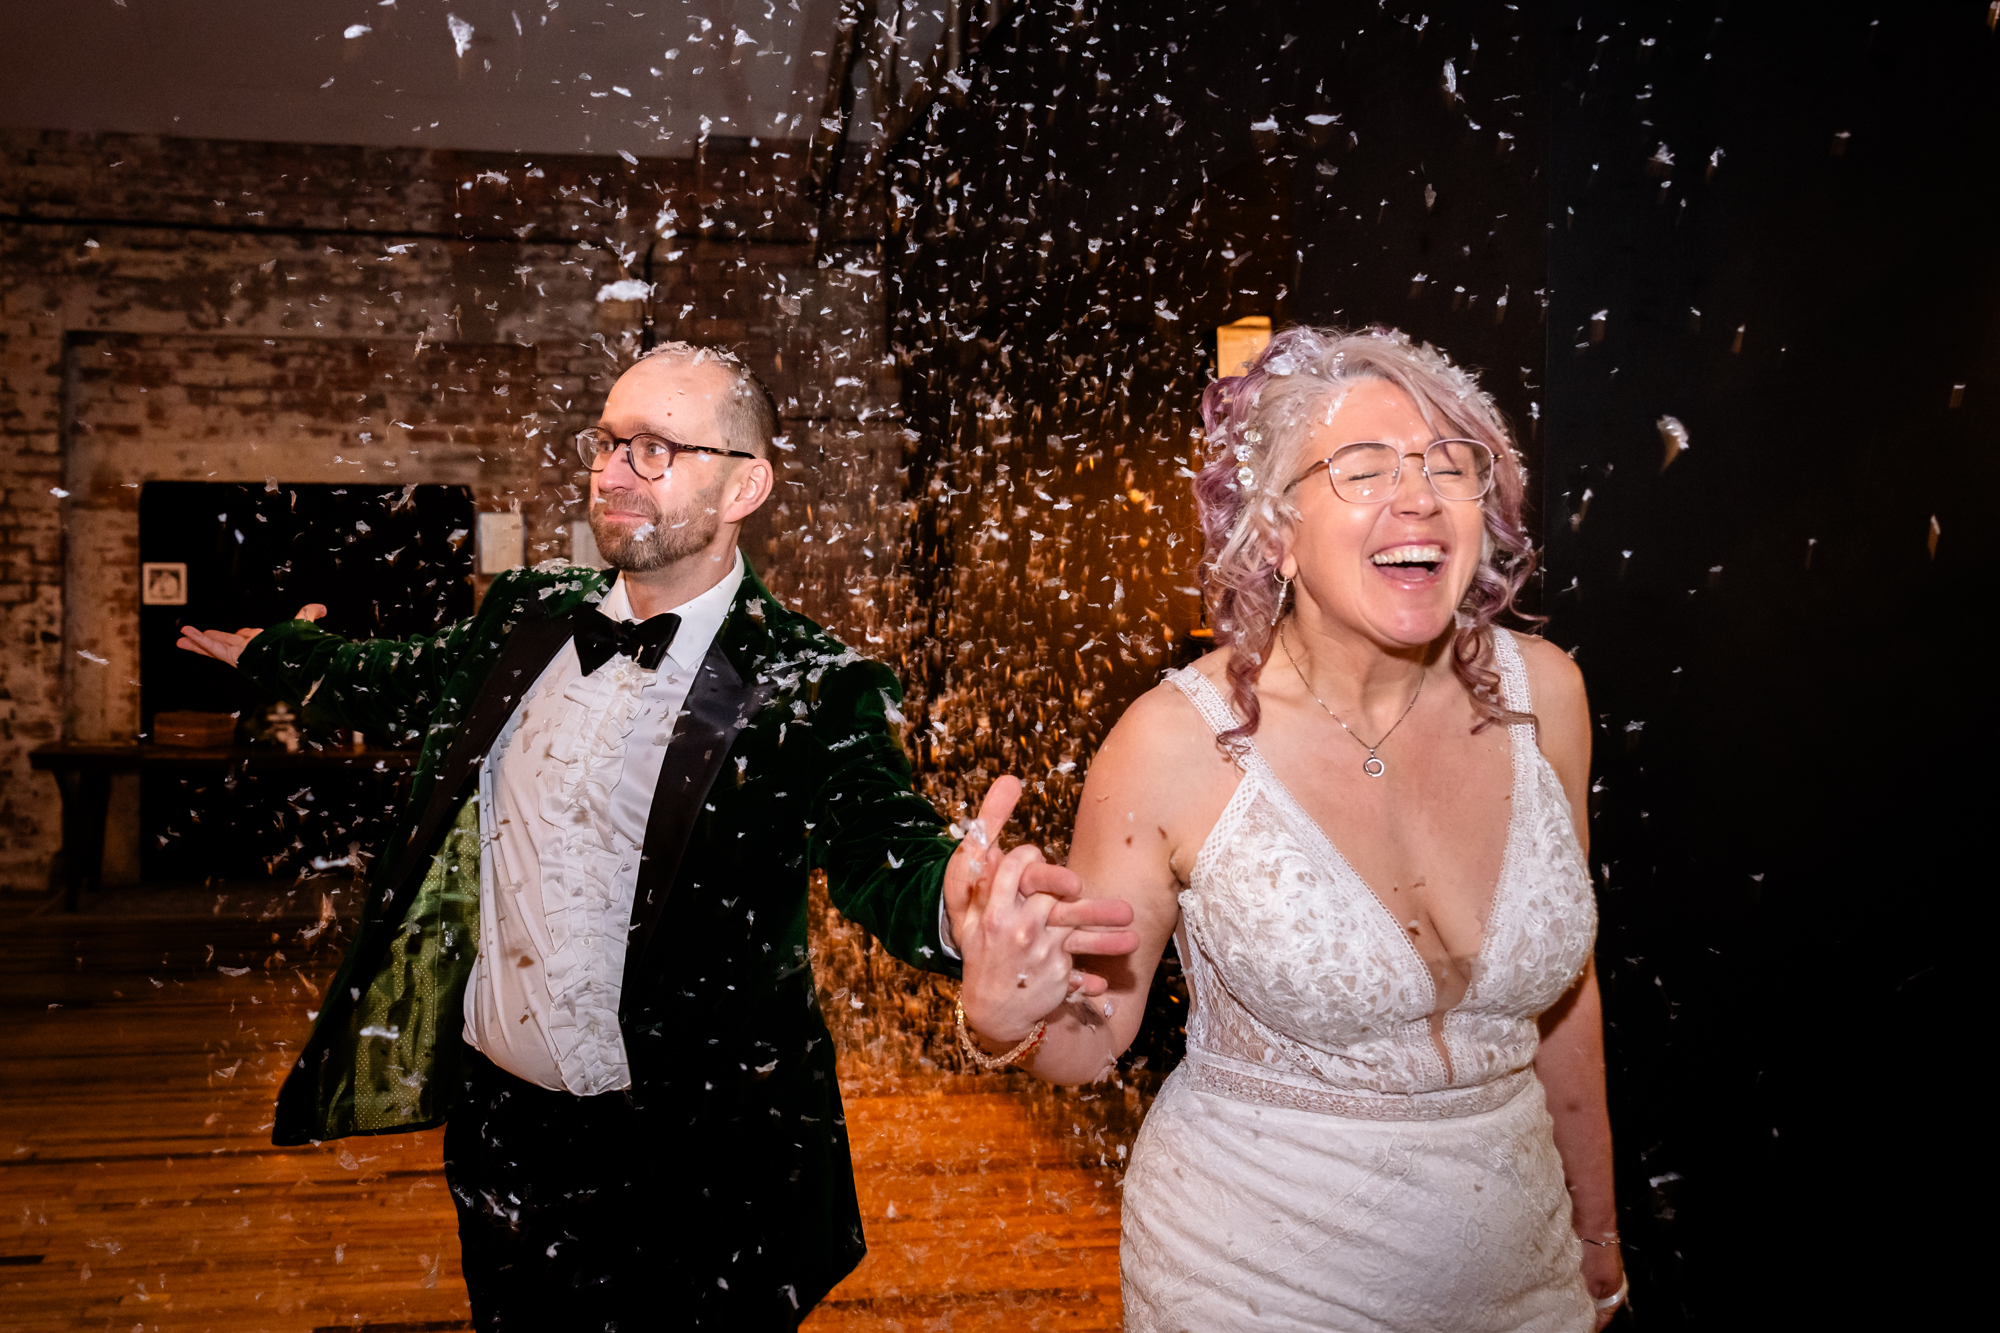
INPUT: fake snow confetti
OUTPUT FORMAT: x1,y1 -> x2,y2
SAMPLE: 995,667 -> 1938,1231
447,13 -> 474,58
1656,416 -> 1689,472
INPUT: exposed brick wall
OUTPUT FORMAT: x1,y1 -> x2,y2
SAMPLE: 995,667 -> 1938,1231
0,128 -> 902,892
63,333 -> 550,744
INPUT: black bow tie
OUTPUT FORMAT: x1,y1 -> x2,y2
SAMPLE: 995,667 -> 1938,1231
574,609 -> 681,676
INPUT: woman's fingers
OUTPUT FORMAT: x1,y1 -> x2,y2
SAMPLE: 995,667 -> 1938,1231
1017,858 -> 1081,902
1028,895 -> 1138,958
1046,897 -> 1135,930
1058,926 -> 1142,957
987,841 -> 1043,905
297,603 -> 328,622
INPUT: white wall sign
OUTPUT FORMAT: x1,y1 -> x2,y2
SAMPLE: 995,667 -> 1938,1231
477,511 -> 526,574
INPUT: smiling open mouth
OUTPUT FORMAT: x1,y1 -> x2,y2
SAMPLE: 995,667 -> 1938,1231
1370,544 -> 1445,579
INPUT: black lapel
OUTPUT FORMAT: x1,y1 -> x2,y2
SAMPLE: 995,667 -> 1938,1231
618,630 -> 768,1007
367,610 -> 579,939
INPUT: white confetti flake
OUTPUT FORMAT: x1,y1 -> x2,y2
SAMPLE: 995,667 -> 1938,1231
596,279 -> 653,303
1657,415 -> 1689,471
447,13 -> 474,58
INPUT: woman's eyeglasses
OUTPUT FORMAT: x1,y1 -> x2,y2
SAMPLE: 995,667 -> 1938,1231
1287,439 -> 1496,504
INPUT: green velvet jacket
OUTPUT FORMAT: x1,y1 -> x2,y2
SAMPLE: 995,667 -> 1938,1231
238,558 -> 962,1316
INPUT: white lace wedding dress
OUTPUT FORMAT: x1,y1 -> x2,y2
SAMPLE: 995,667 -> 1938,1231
1121,631 -> 1598,1333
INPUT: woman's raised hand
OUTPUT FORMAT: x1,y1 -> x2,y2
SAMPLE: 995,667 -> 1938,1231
944,775 -> 1138,1048
176,603 -> 326,667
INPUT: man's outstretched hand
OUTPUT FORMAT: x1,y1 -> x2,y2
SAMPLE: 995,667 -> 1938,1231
176,603 -> 326,668
944,775 -> 1138,1048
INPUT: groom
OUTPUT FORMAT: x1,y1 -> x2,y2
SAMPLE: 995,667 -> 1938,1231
178,342 -> 1133,1329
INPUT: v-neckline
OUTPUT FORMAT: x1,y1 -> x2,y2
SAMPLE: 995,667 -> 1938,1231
1198,678 -> 1531,1021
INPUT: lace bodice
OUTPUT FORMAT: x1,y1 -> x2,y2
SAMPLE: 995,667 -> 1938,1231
1167,631 -> 1596,1118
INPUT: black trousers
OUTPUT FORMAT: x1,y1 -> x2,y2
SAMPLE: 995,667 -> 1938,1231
442,1047 -> 801,1333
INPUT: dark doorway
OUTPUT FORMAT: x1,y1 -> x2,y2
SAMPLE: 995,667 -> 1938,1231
136,481 -> 475,882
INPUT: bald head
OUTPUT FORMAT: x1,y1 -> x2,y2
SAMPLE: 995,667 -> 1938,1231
619,341 -> 778,459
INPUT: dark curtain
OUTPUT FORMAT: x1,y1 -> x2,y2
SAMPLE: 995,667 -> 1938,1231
1544,3 -> 1995,1324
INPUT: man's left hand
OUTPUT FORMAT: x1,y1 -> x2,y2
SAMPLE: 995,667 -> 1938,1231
942,776 -> 1138,1040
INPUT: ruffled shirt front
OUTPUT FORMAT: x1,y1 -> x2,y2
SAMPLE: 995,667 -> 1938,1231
461,551 -> 743,1094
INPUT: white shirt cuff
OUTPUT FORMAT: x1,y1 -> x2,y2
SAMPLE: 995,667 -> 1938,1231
938,894 -> 961,961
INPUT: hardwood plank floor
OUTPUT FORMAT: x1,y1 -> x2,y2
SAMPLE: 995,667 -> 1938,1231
0,898 -> 1125,1331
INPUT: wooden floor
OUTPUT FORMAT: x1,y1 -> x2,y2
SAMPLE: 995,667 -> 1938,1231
0,895 -> 1124,1331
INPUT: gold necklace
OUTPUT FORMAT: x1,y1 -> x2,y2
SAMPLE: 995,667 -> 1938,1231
1281,625 -> 1425,779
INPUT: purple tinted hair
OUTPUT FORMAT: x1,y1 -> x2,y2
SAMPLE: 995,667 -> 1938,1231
1192,325 -> 1538,749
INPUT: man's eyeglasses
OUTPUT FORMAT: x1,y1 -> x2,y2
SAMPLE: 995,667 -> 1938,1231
1287,439 -> 1496,504
574,427 -> 756,480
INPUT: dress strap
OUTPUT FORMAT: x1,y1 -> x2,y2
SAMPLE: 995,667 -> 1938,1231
1488,629 -> 1535,717
1165,668 -> 1242,737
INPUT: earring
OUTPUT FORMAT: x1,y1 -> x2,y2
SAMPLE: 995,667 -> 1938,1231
1271,575 -> 1291,627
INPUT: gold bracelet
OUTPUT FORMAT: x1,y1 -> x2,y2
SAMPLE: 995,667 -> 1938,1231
954,996 -> 1047,1071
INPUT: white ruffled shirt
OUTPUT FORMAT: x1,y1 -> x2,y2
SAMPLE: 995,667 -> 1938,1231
462,550 -> 744,1094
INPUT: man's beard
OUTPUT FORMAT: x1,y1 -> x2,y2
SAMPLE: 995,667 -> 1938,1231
587,481 -> 723,572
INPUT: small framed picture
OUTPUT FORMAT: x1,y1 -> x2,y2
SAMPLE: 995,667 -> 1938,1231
141,561 -> 188,606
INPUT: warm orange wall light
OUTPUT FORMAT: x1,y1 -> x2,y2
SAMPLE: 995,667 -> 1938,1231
1216,315 -> 1273,377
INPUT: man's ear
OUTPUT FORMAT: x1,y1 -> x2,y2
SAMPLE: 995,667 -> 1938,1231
720,457 -> 775,524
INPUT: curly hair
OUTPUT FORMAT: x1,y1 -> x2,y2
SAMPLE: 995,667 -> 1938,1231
1192,325 -> 1538,749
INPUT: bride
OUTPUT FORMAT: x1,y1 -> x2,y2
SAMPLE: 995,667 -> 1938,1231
950,327 -> 1626,1330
